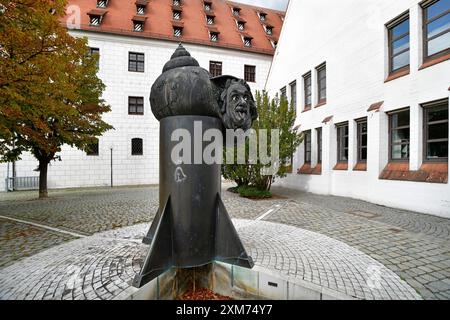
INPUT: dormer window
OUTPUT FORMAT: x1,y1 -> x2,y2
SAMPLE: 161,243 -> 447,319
173,10 -> 181,20
243,36 -> 252,47
204,1 -> 211,11
132,15 -> 147,32
173,0 -> 181,6
206,15 -> 214,25
259,12 -> 267,21
135,0 -> 148,14
134,21 -> 144,32
232,8 -> 240,16
173,27 -> 182,37
210,32 -> 219,42
97,0 -> 108,8
88,9 -> 107,26
137,5 -> 145,15
237,21 -> 245,30
90,15 -> 100,25
265,26 -> 273,35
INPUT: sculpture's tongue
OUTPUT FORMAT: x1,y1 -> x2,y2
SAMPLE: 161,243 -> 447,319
162,43 -> 200,73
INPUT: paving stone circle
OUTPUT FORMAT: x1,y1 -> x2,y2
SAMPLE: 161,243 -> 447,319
0,220 -> 420,300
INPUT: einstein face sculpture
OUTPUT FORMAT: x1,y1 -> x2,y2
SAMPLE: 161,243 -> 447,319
218,79 -> 257,131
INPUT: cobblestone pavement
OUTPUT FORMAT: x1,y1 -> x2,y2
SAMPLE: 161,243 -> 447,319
268,186 -> 450,300
0,218 -> 75,269
0,185 -> 282,235
0,185 -> 449,299
0,185 -> 281,269
270,186 -> 450,240
0,221 -> 420,300
0,187 -> 160,235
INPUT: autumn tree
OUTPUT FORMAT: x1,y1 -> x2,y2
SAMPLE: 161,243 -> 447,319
0,0 -> 112,198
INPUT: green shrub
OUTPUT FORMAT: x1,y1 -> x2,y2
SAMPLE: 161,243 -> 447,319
222,91 -> 302,191
236,185 -> 272,199
227,186 -> 239,193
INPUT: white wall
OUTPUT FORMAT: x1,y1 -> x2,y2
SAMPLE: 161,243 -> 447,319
267,0 -> 450,217
1,32 -> 273,190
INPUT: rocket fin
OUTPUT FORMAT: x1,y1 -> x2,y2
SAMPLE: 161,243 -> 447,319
142,207 -> 162,245
215,195 -> 254,268
133,197 -> 173,288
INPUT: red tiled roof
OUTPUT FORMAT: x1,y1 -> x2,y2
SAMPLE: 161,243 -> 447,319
62,0 -> 284,55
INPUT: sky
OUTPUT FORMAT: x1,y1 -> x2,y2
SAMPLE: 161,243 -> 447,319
233,0 -> 289,11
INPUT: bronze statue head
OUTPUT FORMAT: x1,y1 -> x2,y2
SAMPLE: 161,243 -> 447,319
213,77 -> 257,131
150,45 -> 258,130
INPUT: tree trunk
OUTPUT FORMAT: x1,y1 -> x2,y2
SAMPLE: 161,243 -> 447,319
38,159 -> 48,199
267,176 -> 273,191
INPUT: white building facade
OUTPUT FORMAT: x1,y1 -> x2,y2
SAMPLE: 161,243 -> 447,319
266,0 -> 450,217
0,32 -> 274,191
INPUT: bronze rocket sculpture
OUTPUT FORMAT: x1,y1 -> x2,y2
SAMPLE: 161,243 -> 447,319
133,44 -> 256,287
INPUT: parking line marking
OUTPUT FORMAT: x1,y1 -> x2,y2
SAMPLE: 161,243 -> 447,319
0,215 -> 86,238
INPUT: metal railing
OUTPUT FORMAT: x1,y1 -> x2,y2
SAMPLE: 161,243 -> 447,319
5,176 -> 39,192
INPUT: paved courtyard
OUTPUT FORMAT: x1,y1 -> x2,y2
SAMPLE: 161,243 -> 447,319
0,184 -> 449,300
